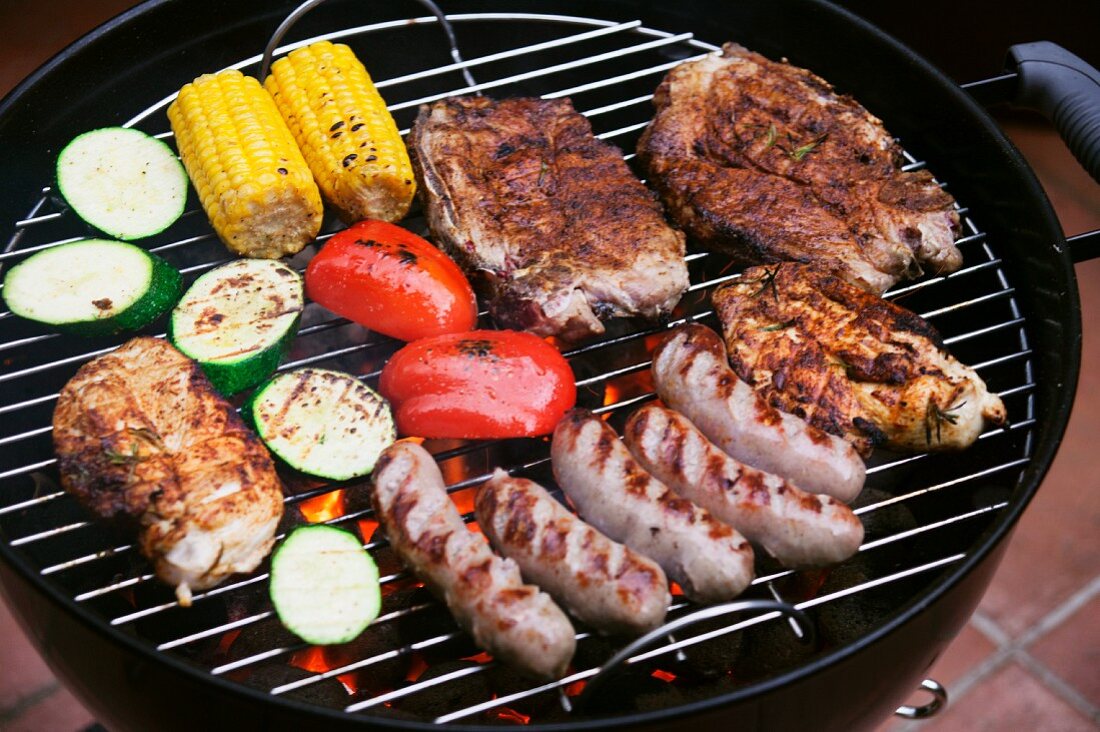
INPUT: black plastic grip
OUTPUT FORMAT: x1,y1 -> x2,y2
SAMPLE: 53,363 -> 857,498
1008,42 -> 1100,183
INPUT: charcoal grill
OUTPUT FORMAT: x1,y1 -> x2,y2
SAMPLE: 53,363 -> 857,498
0,1 -> 1097,730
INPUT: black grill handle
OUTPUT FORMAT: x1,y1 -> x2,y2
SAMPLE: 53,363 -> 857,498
1008,42 -> 1100,184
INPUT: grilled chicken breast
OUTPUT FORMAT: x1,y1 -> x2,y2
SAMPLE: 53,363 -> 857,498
53,337 -> 284,605
712,263 -> 1007,455
410,96 -> 688,340
637,43 -> 961,294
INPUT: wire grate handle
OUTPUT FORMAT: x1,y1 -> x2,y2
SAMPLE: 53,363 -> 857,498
573,598 -> 813,711
259,0 -> 475,86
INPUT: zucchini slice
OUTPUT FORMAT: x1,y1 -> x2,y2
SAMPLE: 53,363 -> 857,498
169,259 -> 304,395
2,238 -> 182,336
56,127 -> 187,241
270,525 -> 381,645
244,368 -> 395,481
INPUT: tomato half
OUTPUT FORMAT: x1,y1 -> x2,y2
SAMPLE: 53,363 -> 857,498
305,220 -> 477,342
379,330 -> 577,439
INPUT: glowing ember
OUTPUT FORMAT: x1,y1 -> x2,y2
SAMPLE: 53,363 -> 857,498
357,518 -> 380,543
462,651 -> 494,664
405,652 -> 430,682
651,669 -> 677,683
289,646 -> 360,695
602,371 -> 654,407
670,582 -> 684,596
214,629 -> 241,658
564,680 -> 587,697
299,489 -> 347,523
496,707 -> 531,725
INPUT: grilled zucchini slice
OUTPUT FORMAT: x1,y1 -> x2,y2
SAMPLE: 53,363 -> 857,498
56,127 -> 187,240
270,525 -> 381,645
2,238 -> 182,336
244,368 -> 395,481
168,259 -> 304,395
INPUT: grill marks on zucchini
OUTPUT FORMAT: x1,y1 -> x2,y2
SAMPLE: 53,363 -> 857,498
169,259 -> 304,395
2,239 -> 182,336
245,368 -> 396,481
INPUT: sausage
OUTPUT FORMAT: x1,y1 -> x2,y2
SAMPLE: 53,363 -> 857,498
475,469 -> 670,635
371,442 -> 575,680
651,325 -> 865,502
624,405 -> 864,568
551,409 -> 754,603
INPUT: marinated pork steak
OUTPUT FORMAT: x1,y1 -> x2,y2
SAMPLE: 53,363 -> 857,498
410,96 -> 688,340
53,337 -> 284,606
637,44 -> 961,294
712,263 -> 1007,456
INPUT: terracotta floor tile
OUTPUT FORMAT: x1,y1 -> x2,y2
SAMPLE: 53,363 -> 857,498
0,596 -> 63,713
2,684 -> 95,732
915,661 -> 1095,732
923,622 -> 999,690
1029,591 -> 1100,708
977,256 -> 1100,638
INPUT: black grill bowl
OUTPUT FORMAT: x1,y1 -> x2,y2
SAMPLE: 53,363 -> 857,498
0,1 -> 1081,730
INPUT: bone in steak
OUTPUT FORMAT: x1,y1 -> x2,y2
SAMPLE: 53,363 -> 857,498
637,43 -> 961,294
410,96 -> 688,340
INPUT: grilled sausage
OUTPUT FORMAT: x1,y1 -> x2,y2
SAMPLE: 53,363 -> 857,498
624,405 -> 864,567
475,470 -> 670,635
371,442 -> 575,680
551,409 -> 754,603
53,337 -> 284,606
651,325 -> 865,502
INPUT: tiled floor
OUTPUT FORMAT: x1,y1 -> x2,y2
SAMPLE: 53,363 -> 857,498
0,3 -> 1098,731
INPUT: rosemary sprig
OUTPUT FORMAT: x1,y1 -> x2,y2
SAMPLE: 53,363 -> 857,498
762,123 -> 777,151
758,318 -> 796,332
924,399 -> 967,445
789,133 -> 828,161
537,160 -> 548,187
104,444 -> 140,465
751,266 -> 781,303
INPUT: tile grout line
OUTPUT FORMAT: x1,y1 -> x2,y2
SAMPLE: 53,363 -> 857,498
0,680 -> 61,725
894,573 -> 1100,730
1014,652 -> 1100,724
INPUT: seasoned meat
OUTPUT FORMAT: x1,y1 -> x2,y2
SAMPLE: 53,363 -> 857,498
712,262 -> 1008,455
624,404 -> 863,568
551,409 -> 754,603
475,470 -> 670,635
52,337 -> 284,605
372,442 -> 575,680
651,324 -> 865,502
637,43 -> 961,294
410,96 -> 688,340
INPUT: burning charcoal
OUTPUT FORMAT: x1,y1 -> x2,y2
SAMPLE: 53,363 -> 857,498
243,664 -> 351,707
733,617 -> 817,682
391,660 -> 492,719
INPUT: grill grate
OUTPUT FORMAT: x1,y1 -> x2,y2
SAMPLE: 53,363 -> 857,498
0,11 -> 1036,726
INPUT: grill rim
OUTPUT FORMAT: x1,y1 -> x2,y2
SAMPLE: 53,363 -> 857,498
0,0 -> 1081,729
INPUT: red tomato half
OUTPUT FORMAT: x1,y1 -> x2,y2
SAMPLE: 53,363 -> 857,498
379,330 -> 577,439
305,220 -> 477,342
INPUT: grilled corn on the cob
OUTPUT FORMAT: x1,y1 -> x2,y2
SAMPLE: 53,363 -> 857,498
264,41 -> 415,223
168,69 -> 323,259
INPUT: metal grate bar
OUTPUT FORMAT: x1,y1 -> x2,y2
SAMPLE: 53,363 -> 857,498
385,33 -> 695,114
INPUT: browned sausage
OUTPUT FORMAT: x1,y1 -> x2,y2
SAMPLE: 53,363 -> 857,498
475,469 -> 670,635
551,409 -> 754,603
651,325 -> 865,502
372,442 -> 575,680
624,404 -> 864,568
